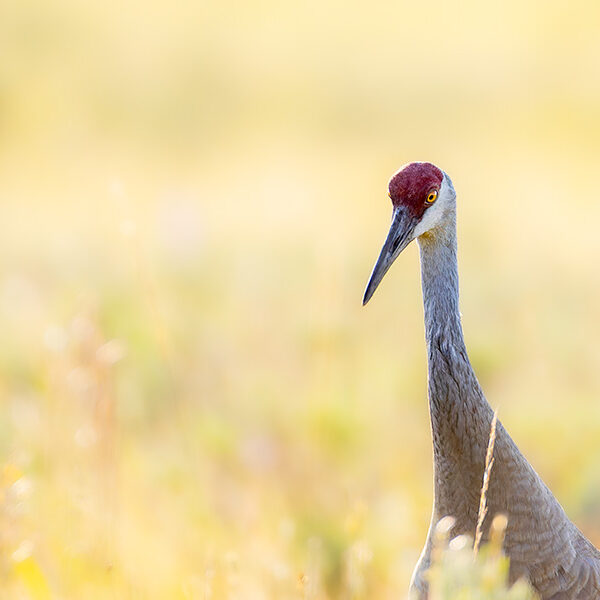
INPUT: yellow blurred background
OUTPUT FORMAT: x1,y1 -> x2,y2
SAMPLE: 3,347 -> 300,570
1,0 -> 600,597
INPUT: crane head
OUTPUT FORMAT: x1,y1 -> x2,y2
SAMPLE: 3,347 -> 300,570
363,162 -> 455,305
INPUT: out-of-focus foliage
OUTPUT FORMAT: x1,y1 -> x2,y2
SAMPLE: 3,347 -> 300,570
1,0 -> 600,598
426,516 -> 537,600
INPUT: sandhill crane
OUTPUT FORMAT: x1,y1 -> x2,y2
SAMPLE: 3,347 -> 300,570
363,162 -> 600,599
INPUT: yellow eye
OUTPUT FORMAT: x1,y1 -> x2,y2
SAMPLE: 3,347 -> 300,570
426,190 -> 438,204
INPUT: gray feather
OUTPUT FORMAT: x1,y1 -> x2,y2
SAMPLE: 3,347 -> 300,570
408,174 -> 600,599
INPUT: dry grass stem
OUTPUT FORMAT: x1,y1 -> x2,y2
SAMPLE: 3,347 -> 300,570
474,409 -> 499,557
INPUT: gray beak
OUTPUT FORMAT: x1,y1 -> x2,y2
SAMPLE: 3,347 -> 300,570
363,207 -> 417,305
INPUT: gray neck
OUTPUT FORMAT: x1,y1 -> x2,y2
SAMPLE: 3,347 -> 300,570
412,200 -> 589,587
417,222 -> 464,354
417,220 -> 492,469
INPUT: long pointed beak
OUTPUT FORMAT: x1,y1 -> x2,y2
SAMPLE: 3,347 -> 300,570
363,207 -> 417,305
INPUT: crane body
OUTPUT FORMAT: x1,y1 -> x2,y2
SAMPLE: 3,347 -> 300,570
363,162 -> 600,599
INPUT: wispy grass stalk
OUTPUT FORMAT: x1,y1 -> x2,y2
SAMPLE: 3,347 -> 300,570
474,409 -> 499,557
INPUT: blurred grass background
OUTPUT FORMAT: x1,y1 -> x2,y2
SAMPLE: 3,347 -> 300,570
1,0 -> 600,597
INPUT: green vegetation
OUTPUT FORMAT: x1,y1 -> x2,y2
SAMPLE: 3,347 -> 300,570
426,517 -> 537,600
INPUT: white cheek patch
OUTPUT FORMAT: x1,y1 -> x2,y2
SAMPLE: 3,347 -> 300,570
413,175 -> 454,238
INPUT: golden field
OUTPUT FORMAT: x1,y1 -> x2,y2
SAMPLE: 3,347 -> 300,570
1,0 -> 599,597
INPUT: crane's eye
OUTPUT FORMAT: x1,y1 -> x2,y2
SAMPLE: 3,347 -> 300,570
426,190 -> 438,204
